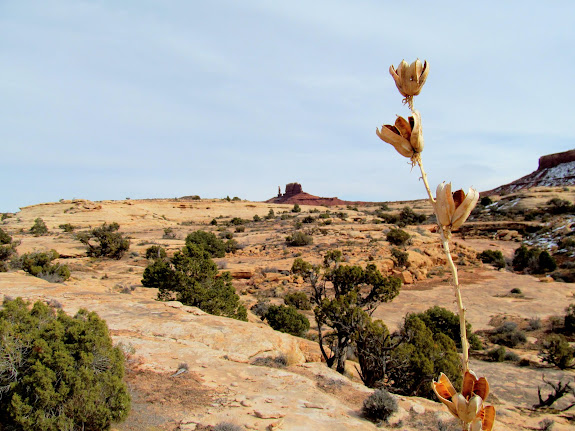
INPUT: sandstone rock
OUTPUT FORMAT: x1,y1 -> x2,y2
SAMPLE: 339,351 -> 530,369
254,409 -> 286,419
400,270 -> 413,284
231,270 -> 254,279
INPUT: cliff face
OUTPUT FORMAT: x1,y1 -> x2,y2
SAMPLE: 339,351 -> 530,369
538,149 -> 575,170
484,149 -> 575,196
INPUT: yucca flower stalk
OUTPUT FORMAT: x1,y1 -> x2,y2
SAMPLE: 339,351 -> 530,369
377,59 -> 493,430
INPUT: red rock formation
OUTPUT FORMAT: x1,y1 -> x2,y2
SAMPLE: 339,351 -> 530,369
538,149 -> 575,170
266,183 -> 365,206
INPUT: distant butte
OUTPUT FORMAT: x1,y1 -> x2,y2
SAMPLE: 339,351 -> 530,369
265,182 -> 360,206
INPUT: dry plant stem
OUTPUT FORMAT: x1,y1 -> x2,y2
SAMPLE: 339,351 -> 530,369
417,159 -> 469,374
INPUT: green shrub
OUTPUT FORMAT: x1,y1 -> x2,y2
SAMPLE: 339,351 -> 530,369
0,298 -> 130,430
302,215 -> 315,224
0,245 -> 16,272
539,334 -> 574,369
513,245 -> 557,274
185,230 -> 226,258
286,231 -> 313,247
145,245 -> 167,260
379,213 -> 400,224
141,243 -> 247,321
21,250 -> 70,282
477,249 -> 506,269
210,218 -> 218,225
0,228 -> 12,245
386,316 -> 461,399
29,217 -> 48,236
398,206 -> 426,227
487,346 -> 506,362
229,217 -> 245,226
362,388 -> 398,422
265,209 -> 275,220
391,247 -> 409,267
76,222 -> 130,259
292,204 -> 301,213
489,321 -> 526,347
480,196 -> 493,206
386,228 -> 410,246
355,319 -> 391,387
284,291 -> 311,310
235,225 -> 245,233
163,227 -> 176,239
264,305 -> 310,337
412,306 -> 482,350
58,223 -> 75,232
565,304 -> 575,334
253,214 -> 261,222
291,257 -> 313,276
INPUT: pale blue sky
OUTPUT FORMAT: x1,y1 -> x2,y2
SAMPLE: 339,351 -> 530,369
1,1 -> 574,212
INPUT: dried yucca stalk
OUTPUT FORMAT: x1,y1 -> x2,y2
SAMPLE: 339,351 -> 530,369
377,59 -> 494,431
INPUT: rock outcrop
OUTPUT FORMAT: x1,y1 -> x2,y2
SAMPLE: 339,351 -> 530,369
266,183 -> 360,206
484,149 -> 575,196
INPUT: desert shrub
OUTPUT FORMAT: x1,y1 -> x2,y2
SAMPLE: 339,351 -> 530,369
264,305 -> 310,337
391,247 -> 409,267
386,228 -> 410,246
292,204 -> 301,213
528,317 -> 542,331
355,319 -> 392,387
539,334 -> 575,369
302,215 -> 315,224
163,227 -> 177,239
489,321 -> 526,347
362,388 -> 398,422
477,249 -> 506,269
291,257 -> 313,276
286,231 -> 313,247
513,245 -> 557,274
398,206 -> 426,227
229,217 -> 245,226
145,245 -> 166,260
0,228 -> 12,245
219,230 -> 234,240
480,196 -> 493,206
265,209 -> 275,219
487,346 -> 506,362
59,223 -> 75,232
76,222 -> 130,259
0,298 -> 130,430
20,250 -> 70,282
141,243 -> 247,321
235,225 -> 245,233
378,212 -> 400,224
224,238 -> 239,253
253,214 -> 261,222
29,217 -> 48,236
510,287 -> 522,295
385,316 -> 461,399
505,350 -> 519,362
565,304 -> 575,334
319,212 -> 330,219
210,218 -> 218,225
213,422 -> 244,431
251,300 -> 270,318
0,246 -> 15,272
284,291 -> 312,310
546,198 -> 575,214
412,306 -> 482,350
185,230 -> 226,258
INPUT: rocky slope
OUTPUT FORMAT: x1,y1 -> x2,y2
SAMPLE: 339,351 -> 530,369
1,199 -> 575,430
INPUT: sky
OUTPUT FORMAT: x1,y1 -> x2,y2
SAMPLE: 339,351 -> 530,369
1,0 -> 574,213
